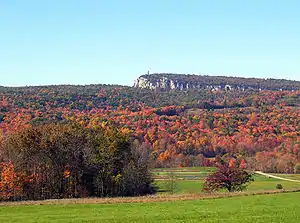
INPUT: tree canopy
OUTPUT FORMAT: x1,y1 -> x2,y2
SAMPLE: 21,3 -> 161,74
0,123 -> 154,201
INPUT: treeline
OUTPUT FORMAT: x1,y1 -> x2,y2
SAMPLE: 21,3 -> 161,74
0,84 -> 299,112
0,84 -> 299,175
0,123 -> 154,201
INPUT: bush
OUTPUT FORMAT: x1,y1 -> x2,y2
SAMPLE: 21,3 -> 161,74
276,184 -> 283,190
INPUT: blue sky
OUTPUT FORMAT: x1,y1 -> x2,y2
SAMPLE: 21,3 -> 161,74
0,0 -> 299,86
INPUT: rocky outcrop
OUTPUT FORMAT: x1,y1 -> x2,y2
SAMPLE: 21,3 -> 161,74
133,73 -> 300,91
134,74 -> 241,91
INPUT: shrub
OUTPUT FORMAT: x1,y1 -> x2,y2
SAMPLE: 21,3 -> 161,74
276,184 -> 283,189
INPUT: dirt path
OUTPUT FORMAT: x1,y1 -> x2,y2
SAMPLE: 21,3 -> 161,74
255,171 -> 300,183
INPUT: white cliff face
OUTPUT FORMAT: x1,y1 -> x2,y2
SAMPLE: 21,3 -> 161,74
225,85 -> 232,91
133,74 -> 299,91
134,77 -> 156,89
160,77 -> 169,88
134,76 -> 170,89
134,76 -> 236,91
170,80 -> 176,89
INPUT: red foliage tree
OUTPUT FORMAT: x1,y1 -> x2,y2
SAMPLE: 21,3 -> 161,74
203,164 -> 254,192
239,159 -> 246,169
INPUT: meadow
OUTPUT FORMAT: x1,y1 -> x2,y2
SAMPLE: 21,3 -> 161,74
153,167 -> 300,194
1,167 -> 300,222
0,192 -> 299,222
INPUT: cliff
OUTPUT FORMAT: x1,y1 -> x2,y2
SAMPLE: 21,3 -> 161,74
134,73 -> 300,91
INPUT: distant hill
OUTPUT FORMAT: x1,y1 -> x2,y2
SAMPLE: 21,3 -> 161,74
134,73 -> 300,91
0,74 -> 299,111
0,75 -> 299,170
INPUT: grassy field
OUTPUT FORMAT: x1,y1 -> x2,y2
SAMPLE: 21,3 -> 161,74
0,192 -> 299,222
153,167 -> 300,194
0,167 -> 300,222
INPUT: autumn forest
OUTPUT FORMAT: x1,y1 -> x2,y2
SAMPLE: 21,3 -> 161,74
0,74 -> 299,200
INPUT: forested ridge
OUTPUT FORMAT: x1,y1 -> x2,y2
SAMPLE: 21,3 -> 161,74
0,74 -> 299,200
137,73 -> 300,91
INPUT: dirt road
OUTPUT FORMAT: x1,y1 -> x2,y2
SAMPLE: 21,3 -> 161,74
255,171 -> 300,183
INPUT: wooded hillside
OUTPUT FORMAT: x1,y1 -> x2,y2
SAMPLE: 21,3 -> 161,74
0,75 -> 299,177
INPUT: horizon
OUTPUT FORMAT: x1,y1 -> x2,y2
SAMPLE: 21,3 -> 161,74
1,1 -> 300,86
1,72 -> 299,88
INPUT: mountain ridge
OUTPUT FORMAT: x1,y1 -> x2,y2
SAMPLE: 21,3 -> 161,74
134,73 -> 300,91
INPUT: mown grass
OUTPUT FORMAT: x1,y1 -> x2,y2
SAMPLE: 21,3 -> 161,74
1,167 -> 300,222
248,174 -> 300,191
0,192 -> 299,222
153,167 -> 300,194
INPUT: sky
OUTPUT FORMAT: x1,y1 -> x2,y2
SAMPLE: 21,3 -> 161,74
0,0 -> 300,87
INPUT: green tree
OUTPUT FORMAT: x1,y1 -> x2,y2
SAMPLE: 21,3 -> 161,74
0,123 -> 155,200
